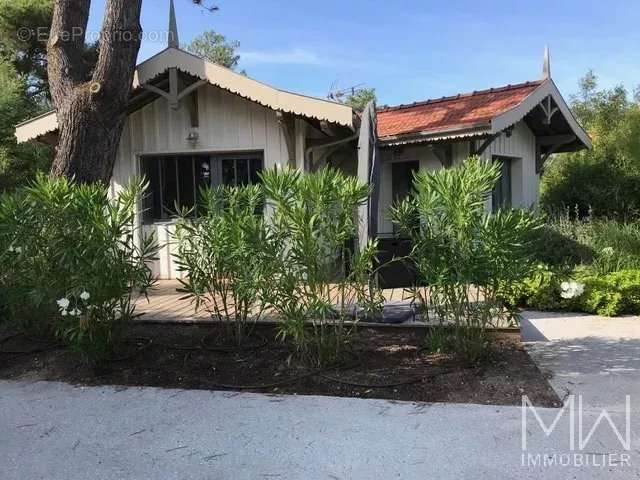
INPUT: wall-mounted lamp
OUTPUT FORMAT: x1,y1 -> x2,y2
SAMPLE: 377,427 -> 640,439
186,131 -> 199,145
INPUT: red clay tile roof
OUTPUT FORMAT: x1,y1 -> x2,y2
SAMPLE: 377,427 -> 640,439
377,80 -> 544,139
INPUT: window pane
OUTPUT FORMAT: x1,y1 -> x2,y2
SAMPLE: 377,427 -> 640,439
236,158 -> 249,186
195,156 -> 211,212
221,159 -> 235,186
249,158 -> 262,184
161,156 -> 178,218
141,158 -> 161,222
177,156 -> 196,213
196,156 -> 211,186
492,157 -> 512,211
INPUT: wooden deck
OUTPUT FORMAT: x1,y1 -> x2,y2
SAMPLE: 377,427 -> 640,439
135,280 -> 415,323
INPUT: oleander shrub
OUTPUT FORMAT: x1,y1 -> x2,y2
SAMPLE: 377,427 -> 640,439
0,175 -> 158,366
174,184 -> 274,345
391,156 -> 541,361
261,167 -> 383,366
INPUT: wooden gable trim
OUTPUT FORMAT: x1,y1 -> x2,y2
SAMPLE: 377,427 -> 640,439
491,79 -> 591,149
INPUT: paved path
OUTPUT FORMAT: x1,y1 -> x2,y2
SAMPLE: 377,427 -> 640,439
522,311 -> 640,412
1,379 -> 638,479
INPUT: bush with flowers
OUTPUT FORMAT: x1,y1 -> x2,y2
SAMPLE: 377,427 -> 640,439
502,213 -> 640,317
500,262 -> 640,317
0,175 -> 158,366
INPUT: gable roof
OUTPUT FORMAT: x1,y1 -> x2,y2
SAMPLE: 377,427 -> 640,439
376,79 -> 591,150
377,81 -> 542,138
16,47 -> 353,143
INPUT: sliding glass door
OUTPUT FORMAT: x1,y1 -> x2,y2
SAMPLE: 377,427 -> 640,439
140,151 -> 263,223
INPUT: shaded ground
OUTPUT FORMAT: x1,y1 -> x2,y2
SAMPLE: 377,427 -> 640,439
0,324 -> 559,406
522,311 -> 640,412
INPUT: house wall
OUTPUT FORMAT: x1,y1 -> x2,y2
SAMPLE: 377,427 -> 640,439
475,120 -> 539,209
110,83 -> 296,279
377,144 -> 443,236
376,120 -> 540,237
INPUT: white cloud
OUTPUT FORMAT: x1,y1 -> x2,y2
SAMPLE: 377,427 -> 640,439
240,48 -> 329,66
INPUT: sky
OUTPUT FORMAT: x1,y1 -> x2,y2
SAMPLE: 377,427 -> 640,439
85,0 -> 640,107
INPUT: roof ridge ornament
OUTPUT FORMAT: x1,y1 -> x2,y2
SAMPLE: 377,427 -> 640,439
543,45 -> 551,79
168,0 -> 180,49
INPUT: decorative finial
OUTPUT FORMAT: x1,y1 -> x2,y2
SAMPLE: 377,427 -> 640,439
543,45 -> 551,79
168,0 -> 180,49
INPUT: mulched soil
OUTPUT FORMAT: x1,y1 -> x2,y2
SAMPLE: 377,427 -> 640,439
0,323 -> 560,407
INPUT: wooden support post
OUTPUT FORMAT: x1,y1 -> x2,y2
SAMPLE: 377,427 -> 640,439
141,74 -> 207,113
473,133 -> 500,156
539,95 -> 559,125
432,144 -> 453,168
536,134 -> 576,173
277,111 -> 296,167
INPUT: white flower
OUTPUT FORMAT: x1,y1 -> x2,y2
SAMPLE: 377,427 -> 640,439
601,247 -> 615,256
14,246 -> 22,254
7,246 -> 13,252
80,291 -> 91,301
69,308 -> 82,317
560,281 -> 585,299
56,298 -> 70,310
60,309 -> 68,316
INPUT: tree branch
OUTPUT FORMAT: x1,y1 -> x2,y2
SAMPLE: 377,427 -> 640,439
47,0 -> 91,102
92,0 -> 143,109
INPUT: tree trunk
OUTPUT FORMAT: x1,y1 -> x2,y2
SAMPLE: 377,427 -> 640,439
48,0 -> 143,184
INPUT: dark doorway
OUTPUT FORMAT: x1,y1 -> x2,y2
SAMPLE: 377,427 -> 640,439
378,160 -> 420,288
392,160 -> 419,203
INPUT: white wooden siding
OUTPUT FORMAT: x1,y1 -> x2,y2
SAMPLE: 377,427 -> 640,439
376,120 -> 540,237
110,83 -> 291,279
477,121 -> 539,209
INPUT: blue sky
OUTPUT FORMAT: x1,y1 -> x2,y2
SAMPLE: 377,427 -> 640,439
86,0 -> 640,106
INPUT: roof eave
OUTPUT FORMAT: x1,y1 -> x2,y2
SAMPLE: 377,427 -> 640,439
379,123 -> 492,146
491,79 -> 592,149
15,110 -> 58,144
133,47 -> 353,128
16,47 -> 354,143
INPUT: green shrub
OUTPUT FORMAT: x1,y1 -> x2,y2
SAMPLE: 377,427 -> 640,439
541,152 -> 640,220
530,214 -> 640,271
391,156 -> 541,361
261,167 -> 383,366
529,224 -> 594,267
175,184 -> 273,345
540,72 -> 640,220
0,175 -> 158,366
505,266 -> 640,317
579,270 -> 640,316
